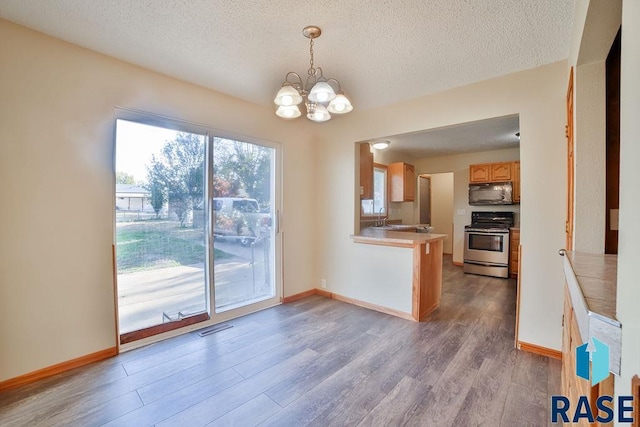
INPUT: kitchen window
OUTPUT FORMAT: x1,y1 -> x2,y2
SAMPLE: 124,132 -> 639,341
362,164 -> 387,215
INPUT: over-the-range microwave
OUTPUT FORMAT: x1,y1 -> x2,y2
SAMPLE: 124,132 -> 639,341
468,182 -> 514,205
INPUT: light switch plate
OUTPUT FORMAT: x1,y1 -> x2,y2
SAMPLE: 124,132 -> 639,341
457,209 -> 466,216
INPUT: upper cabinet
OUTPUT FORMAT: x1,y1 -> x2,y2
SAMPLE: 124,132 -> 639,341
389,162 -> 415,202
359,143 -> 374,200
490,162 -> 512,181
469,164 -> 491,182
513,161 -> 521,203
470,162 -> 513,182
469,161 -> 521,203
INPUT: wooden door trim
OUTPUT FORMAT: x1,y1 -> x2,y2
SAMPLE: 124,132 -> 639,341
120,312 -> 210,344
632,375 -> 640,427
566,66 -> 575,250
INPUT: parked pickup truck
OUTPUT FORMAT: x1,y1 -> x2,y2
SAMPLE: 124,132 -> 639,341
213,197 -> 272,246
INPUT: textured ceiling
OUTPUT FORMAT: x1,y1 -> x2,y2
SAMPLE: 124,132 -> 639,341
0,0 -> 574,111
375,114 -> 520,158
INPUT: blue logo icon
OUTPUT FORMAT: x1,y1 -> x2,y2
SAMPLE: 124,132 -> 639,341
576,337 -> 609,386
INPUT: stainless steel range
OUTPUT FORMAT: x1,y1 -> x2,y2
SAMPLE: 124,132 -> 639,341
463,211 -> 515,278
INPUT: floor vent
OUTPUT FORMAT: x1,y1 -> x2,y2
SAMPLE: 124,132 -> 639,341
197,324 -> 233,337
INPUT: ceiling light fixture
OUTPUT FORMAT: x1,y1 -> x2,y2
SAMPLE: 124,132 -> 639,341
274,26 -> 353,123
371,140 -> 390,150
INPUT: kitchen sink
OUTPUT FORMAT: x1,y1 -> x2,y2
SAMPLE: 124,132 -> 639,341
373,224 -> 433,233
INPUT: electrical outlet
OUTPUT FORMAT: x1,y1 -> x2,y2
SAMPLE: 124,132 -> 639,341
320,279 -> 327,289
457,209 -> 466,216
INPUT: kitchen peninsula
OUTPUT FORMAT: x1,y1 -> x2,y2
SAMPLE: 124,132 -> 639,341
351,227 -> 447,322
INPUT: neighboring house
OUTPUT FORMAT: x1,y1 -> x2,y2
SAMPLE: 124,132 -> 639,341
115,184 -> 152,211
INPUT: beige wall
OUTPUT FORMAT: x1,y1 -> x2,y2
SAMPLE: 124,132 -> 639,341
616,0 -> 640,401
318,61 -> 567,351
413,148 -> 520,263
0,20 -> 317,381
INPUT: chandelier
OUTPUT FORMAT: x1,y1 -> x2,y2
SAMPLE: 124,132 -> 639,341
273,26 -> 353,123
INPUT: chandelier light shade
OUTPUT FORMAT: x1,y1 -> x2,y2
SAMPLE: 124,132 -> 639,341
276,104 -> 302,119
328,93 -> 353,114
274,26 -> 353,123
274,84 -> 303,106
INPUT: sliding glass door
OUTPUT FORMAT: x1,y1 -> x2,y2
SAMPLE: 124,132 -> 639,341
115,119 -> 209,343
212,137 -> 276,312
114,115 -> 281,344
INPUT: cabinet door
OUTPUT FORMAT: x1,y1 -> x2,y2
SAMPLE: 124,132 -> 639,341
359,143 -> 373,199
469,164 -> 490,183
404,163 -> 415,201
513,161 -> 521,202
509,230 -> 519,278
490,162 -> 512,181
389,162 -> 415,202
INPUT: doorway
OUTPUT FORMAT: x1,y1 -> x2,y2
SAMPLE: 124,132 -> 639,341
114,116 -> 281,345
419,172 -> 454,254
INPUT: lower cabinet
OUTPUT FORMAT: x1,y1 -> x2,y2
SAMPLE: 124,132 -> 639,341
561,285 -> 614,426
509,228 -> 519,278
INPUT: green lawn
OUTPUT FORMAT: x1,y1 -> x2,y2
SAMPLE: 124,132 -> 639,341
116,221 -> 232,273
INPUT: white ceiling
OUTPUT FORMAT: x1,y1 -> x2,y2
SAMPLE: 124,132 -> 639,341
0,0 -> 574,112
371,114 -> 520,158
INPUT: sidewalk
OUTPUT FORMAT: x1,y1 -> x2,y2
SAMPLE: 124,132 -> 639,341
118,240 -> 273,334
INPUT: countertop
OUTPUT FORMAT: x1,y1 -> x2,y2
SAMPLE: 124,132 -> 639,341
563,250 -> 620,374
352,227 -> 447,246
565,251 -> 617,322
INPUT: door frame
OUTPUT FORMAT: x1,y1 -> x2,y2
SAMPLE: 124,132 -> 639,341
113,107 -> 283,352
566,67 -> 575,250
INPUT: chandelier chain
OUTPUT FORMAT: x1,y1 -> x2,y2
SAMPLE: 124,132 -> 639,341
308,37 -> 315,76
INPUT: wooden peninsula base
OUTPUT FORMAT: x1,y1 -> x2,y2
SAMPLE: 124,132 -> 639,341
414,238 -> 443,321
352,228 -> 447,322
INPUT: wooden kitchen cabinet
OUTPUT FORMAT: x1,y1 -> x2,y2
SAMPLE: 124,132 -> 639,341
510,228 -> 519,278
469,163 -> 491,182
469,161 -> 520,203
389,162 -> 415,202
513,161 -> 521,203
490,162 -> 512,181
561,285 -> 614,426
359,143 -> 374,200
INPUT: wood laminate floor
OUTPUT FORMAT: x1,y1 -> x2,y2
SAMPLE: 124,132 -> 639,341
0,256 -> 561,426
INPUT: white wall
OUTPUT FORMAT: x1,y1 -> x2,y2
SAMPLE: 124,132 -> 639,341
569,0 -> 621,255
0,20 -> 316,382
318,61 -> 567,351
573,61 -> 606,253
569,0 -> 640,404
413,148 -> 520,263
615,0 -> 640,401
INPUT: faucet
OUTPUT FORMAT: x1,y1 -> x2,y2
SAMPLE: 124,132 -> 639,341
377,207 -> 384,226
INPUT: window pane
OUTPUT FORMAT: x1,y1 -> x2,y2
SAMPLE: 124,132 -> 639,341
373,168 -> 386,213
115,119 -> 208,335
362,199 -> 374,215
213,137 -> 276,312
